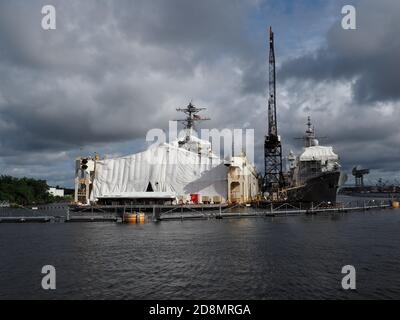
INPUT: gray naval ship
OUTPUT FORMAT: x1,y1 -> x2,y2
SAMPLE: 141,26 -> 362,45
285,117 -> 347,203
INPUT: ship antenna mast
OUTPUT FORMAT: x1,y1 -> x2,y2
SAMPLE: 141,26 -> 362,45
263,27 -> 284,192
175,102 -> 210,143
294,116 -> 327,147
305,116 -> 315,147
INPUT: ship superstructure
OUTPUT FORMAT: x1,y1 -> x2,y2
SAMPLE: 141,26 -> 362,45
285,117 -> 343,203
288,117 -> 340,186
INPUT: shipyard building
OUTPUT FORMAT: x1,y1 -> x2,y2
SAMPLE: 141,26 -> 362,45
74,104 -> 259,206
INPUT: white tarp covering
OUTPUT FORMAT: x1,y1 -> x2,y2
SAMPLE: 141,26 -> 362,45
299,146 -> 339,162
91,140 -> 228,201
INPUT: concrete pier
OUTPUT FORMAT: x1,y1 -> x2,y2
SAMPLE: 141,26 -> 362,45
65,216 -> 119,223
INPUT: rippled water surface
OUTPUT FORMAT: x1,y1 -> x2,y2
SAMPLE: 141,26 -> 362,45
1,209 -> 400,299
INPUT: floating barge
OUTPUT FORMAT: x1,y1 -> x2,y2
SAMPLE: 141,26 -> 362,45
0,216 -> 53,223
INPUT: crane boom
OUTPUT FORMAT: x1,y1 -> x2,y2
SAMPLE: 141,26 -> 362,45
263,27 -> 284,192
268,27 -> 277,137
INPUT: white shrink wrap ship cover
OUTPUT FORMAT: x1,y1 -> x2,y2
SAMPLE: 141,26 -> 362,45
91,138 -> 228,202
299,146 -> 338,162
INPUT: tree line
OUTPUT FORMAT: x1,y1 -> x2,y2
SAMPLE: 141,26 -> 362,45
0,175 -> 69,205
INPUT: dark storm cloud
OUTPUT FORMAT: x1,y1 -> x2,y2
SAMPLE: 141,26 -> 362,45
0,0 -> 258,153
114,0 -> 250,51
279,0 -> 400,104
265,0 -> 400,183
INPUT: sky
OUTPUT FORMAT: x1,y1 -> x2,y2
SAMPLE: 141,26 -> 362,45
0,0 -> 399,187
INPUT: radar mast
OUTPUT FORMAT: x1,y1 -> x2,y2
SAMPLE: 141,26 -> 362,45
175,102 -> 210,144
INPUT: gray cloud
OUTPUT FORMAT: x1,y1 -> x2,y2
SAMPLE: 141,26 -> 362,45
279,0 -> 400,104
0,0 -> 258,150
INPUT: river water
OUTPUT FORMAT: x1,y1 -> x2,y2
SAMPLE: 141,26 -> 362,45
1,202 -> 400,299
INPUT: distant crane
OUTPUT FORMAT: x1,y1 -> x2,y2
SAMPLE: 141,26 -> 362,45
263,27 -> 284,192
352,166 -> 370,187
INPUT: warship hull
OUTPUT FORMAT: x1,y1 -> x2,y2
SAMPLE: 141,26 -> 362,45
287,171 -> 341,203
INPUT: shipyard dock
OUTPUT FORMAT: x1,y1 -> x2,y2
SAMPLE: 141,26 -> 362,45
0,199 -> 397,223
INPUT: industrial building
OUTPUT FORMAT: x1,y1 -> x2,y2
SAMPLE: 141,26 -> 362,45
48,187 -> 64,197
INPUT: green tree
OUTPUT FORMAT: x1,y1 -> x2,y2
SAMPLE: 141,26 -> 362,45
0,175 -> 60,205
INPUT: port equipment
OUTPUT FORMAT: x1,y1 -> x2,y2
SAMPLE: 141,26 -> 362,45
352,166 -> 369,187
263,27 -> 284,192
74,156 -> 96,204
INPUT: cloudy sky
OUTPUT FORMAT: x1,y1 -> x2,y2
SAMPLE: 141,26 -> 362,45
0,0 -> 399,187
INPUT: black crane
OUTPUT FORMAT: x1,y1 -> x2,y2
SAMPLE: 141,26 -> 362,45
263,27 -> 284,192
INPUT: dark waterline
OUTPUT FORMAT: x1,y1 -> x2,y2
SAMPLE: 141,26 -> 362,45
1,208 -> 400,299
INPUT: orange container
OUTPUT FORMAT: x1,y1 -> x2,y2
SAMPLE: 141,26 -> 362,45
138,212 -> 145,223
123,213 -> 137,223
